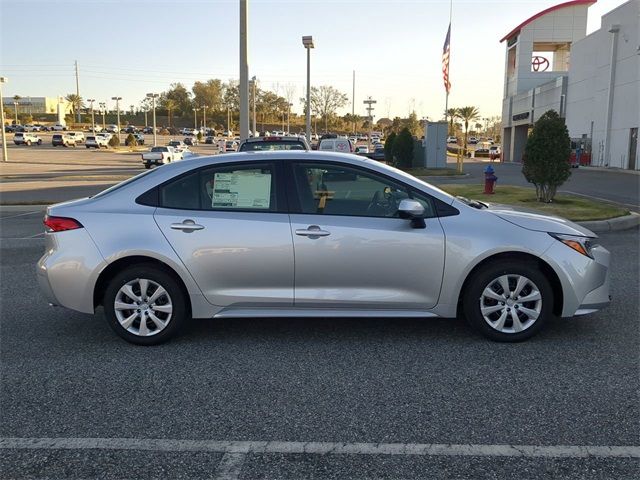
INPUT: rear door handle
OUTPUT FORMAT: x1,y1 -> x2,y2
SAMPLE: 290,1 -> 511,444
170,219 -> 204,232
295,225 -> 330,237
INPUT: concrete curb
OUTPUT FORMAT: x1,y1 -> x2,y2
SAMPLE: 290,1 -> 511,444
578,212 -> 640,233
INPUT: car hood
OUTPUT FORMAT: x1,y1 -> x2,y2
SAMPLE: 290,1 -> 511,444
486,203 -> 597,237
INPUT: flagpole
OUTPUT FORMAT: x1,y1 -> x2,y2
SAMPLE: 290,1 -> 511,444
444,0 -> 452,128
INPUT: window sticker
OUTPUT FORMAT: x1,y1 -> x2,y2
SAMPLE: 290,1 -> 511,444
211,171 -> 271,208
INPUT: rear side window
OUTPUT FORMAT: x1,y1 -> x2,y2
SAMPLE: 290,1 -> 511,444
158,163 -> 278,212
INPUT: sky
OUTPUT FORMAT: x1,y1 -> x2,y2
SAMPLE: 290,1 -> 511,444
0,0 -> 628,121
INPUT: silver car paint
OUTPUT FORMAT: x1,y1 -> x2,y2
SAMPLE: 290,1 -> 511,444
153,208 -> 294,307
289,213 -> 445,308
38,151 -> 610,321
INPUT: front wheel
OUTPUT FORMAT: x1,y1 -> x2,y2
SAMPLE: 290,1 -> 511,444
463,260 -> 554,342
103,265 -> 188,345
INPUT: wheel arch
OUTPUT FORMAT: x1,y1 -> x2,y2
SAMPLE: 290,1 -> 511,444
456,251 -> 563,317
93,255 -> 191,315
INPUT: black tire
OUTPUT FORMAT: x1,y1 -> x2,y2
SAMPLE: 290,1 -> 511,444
103,264 -> 188,345
462,260 -> 554,342
144,164 -> 151,169
37,139 -> 42,145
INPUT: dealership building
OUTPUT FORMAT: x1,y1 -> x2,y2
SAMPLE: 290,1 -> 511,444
501,0 -> 639,170
2,96 -> 72,116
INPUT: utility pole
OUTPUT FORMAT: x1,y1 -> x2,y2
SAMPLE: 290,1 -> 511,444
0,77 -> 8,162
75,60 -> 81,123
239,0 -> 249,141
363,96 -> 377,150
287,102 -> 292,134
13,102 -> 18,125
352,70 -> 356,134
193,107 -> 198,130
202,105 -> 207,132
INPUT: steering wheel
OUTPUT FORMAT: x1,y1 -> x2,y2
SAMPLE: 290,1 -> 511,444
366,189 -> 397,216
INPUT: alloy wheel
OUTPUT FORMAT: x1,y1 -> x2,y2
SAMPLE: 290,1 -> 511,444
479,274 -> 542,334
114,278 -> 173,337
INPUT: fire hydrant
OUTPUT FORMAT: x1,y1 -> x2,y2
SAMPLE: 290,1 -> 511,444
484,165 -> 497,194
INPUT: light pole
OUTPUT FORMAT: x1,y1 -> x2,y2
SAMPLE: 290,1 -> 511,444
302,35 -> 314,142
251,76 -> 257,136
99,102 -> 106,131
143,106 -> 148,128
287,103 -> 292,134
202,105 -> 207,132
146,93 -> 159,147
0,77 -> 8,162
13,101 -> 19,125
239,0 -> 249,140
111,96 -> 122,141
193,107 -> 198,130
87,98 -> 96,133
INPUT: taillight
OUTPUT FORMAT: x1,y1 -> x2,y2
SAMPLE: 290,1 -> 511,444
43,215 -> 83,232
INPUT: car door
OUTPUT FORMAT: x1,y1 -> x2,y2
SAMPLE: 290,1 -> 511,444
286,161 -> 445,309
153,161 -> 294,308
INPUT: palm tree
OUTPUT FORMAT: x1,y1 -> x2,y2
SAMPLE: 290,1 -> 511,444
445,108 -> 459,136
457,106 -> 480,151
65,94 -> 84,121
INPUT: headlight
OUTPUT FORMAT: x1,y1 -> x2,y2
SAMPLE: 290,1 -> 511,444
549,233 -> 597,258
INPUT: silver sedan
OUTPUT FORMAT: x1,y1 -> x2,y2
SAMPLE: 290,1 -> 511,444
37,151 -> 611,345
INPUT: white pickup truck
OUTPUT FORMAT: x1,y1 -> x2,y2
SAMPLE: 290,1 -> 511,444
141,146 -> 182,169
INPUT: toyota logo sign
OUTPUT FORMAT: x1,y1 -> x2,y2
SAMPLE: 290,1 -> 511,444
531,56 -> 550,72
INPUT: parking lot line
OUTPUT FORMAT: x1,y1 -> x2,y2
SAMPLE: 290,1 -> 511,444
0,210 -> 42,220
1,437 -> 638,459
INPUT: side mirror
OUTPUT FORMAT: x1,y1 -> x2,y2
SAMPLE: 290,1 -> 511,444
398,199 -> 426,229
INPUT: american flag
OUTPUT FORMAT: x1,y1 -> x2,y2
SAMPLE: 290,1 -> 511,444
442,23 -> 451,94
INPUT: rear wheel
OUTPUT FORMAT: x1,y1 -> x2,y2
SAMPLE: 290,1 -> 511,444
103,265 -> 188,345
463,260 -> 553,342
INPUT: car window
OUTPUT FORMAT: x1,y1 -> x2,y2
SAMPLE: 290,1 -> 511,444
292,163 -> 435,218
239,141 -> 305,151
159,163 -> 277,212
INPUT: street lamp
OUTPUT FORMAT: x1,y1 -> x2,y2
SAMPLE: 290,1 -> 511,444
202,105 -> 207,133
146,93 -> 159,147
287,102 -> 292,134
87,99 -> 96,133
111,96 -> 122,141
99,102 -> 106,131
193,107 -> 198,130
0,77 -> 8,162
13,101 -> 19,126
302,35 -> 314,142
251,76 -> 257,136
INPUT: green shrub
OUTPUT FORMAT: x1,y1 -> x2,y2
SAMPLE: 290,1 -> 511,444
160,128 -> 170,135
384,132 -> 396,163
522,110 -> 571,203
197,131 -> 203,142
392,128 -> 414,169
108,135 -> 120,148
124,133 -> 137,147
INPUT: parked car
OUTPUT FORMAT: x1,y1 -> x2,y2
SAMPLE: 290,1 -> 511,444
142,126 -> 157,134
489,145 -> 502,160
184,137 -> 198,146
238,136 -> 310,152
168,140 -> 186,149
205,136 -> 216,144
66,132 -> 85,144
355,146 -> 369,154
14,132 -> 42,145
52,133 -> 76,147
318,136 -> 354,153
37,151 -> 611,345
447,136 -> 457,143
52,124 -> 68,131
468,137 -> 479,145
105,124 -> 119,133
86,135 -> 110,149
5,124 -> 19,133
141,146 -> 179,168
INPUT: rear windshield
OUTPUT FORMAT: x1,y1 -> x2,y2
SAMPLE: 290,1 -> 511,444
53,135 -> 62,139
239,141 -> 305,152
92,168 -> 165,199
151,147 -> 167,152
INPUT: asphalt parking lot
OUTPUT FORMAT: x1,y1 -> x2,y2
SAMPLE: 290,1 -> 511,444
0,206 -> 638,479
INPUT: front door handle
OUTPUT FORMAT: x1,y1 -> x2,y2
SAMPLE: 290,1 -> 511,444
170,219 -> 204,232
295,225 -> 331,237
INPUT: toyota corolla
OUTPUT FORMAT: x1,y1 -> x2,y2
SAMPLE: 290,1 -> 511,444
37,151 -> 610,345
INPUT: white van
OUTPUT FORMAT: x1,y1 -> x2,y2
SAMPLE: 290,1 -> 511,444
318,137 -> 353,153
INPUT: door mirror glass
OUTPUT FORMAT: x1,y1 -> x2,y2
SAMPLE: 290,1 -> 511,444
398,199 -> 425,219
